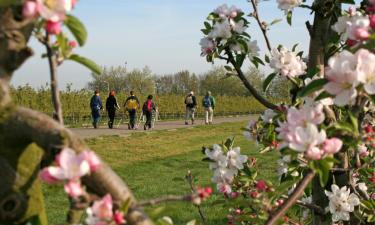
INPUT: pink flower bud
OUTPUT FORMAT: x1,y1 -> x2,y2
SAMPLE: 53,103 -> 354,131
305,147 -> 323,160
23,0 -> 39,18
113,210 -> 126,225
322,138 -> 342,154
249,191 -> 259,198
69,40 -> 78,48
92,194 -> 113,219
45,20 -> 61,35
346,39 -> 357,47
255,180 -> 267,191
355,28 -> 370,40
79,151 -> 101,172
348,6 -> 356,16
230,191 -> 239,199
40,167 -> 59,184
64,180 -> 84,198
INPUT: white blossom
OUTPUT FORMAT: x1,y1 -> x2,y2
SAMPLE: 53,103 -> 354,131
270,47 -> 307,78
325,184 -> 360,222
208,20 -> 232,39
227,147 -> 248,170
199,37 -> 215,56
247,40 -> 260,60
277,0 -> 303,14
261,109 -> 277,123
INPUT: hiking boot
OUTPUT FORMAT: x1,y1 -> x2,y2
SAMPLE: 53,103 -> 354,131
191,119 -> 194,125
185,122 -> 188,125
144,125 -> 147,130
128,124 -> 131,130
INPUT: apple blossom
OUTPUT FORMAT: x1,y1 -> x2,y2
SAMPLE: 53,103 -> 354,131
277,0 -> 303,13
40,167 -> 59,184
322,138 -> 343,154
324,50 -> 359,106
277,155 -> 291,178
230,19 -> 247,34
370,15 -> 375,29
23,0 -> 40,18
64,180 -> 84,198
226,147 -> 248,170
113,211 -> 125,225
305,146 -> 324,160
243,120 -> 257,141
199,37 -> 215,56
247,40 -> 260,60
289,123 -> 326,153
325,184 -> 360,222
69,40 -> 78,48
260,109 -> 277,123
332,13 -> 370,42
269,47 -> 307,78
208,20 -> 232,39
356,49 -> 375,94
358,144 -> 369,157
214,4 -> 241,19
79,150 -> 101,172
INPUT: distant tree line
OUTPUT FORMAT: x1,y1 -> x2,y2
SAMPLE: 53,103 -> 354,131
88,66 -> 291,98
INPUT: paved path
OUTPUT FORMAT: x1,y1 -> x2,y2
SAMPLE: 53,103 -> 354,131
69,115 -> 255,139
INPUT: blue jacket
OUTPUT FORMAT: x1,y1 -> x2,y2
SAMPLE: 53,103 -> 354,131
90,95 -> 103,111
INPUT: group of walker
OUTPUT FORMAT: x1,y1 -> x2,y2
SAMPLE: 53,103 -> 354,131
89,90 -> 215,129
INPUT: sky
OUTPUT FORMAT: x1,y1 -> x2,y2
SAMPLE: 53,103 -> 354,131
11,0 -> 314,90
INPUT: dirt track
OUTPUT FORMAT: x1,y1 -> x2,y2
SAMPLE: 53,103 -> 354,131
69,115 -> 255,139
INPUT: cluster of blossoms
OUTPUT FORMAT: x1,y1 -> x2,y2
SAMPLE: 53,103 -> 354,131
276,103 -> 343,160
86,194 -> 125,225
199,4 -> 260,60
332,6 -> 375,45
205,144 -> 248,194
269,46 -> 307,78
325,184 -> 360,222
277,0 -> 303,14
23,0 -> 77,34
324,49 -> 375,106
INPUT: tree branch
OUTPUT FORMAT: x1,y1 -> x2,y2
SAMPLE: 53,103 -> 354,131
137,195 -> 193,207
3,106 -> 153,225
45,32 -> 64,124
280,195 -> 325,215
226,49 -> 278,110
265,170 -> 316,225
248,0 -> 272,51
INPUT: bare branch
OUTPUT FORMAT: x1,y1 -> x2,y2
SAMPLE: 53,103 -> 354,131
45,32 -> 64,124
248,0 -> 272,51
265,170 -> 316,225
226,49 -> 279,110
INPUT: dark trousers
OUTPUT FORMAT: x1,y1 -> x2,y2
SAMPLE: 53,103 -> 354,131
128,109 -> 137,129
91,109 -> 101,128
144,111 -> 152,129
108,109 -> 115,128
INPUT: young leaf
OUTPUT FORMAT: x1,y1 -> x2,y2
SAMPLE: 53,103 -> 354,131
270,18 -> 283,26
287,11 -> 293,26
292,43 -> 299,52
297,78 -> 328,98
68,54 -> 102,75
65,15 -> 87,46
264,54 -> 270,63
263,73 -> 277,92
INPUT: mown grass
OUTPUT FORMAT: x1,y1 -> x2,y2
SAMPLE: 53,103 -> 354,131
43,121 -> 278,225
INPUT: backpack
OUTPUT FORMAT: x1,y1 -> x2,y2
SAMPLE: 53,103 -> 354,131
203,96 -> 211,107
126,98 -> 138,110
186,96 -> 193,105
143,100 -> 152,112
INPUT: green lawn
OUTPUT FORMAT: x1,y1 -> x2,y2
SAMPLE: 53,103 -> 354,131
43,121 -> 278,225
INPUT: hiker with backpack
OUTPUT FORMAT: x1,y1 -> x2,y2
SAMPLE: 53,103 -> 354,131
202,91 -> 216,125
105,90 -> 120,129
90,90 -> 103,129
124,90 -> 140,130
142,95 -> 156,130
184,91 -> 197,125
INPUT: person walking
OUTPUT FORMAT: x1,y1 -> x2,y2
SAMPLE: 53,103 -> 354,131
90,90 -> 103,129
142,95 -> 156,130
184,91 -> 197,125
202,91 -> 215,124
124,90 -> 140,130
105,90 -> 120,129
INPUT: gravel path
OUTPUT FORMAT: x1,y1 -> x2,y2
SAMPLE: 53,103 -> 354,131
69,115 -> 255,139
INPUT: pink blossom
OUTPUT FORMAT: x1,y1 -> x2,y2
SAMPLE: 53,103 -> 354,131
305,147 -> 324,160
79,151 -> 101,172
255,180 -> 267,191
113,211 -> 125,225
370,15 -> 375,29
199,38 -> 215,56
69,40 -> 78,48
45,148 -> 90,181
322,138 -> 343,154
358,144 -> 369,157
354,27 -> 369,40
23,0 -> 40,18
217,182 -> 232,194
92,194 -> 114,219
64,180 -> 84,198
40,167 -> 59,184
356,49 -> 375,94
45,20 -> 62,35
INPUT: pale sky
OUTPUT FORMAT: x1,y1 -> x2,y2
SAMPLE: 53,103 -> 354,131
12,0 -> 314,89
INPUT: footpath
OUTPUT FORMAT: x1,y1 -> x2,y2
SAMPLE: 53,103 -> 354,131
70,115 -> 254,139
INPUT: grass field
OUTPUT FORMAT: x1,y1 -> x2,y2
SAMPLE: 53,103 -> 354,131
43,121 -> 279,225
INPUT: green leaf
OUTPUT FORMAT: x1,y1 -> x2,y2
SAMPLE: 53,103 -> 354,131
68,54 -> 102,75
224,66 -> 232,71
292,43 -> 299,52
65,14 -> 87,46
339,0 -> 355,4
223,137 -> 235,150
270,18 -> 283,26
310,159 -> 333,187
0,0 -> 21,6
264,54 -> 270,63
120,198 -> 132,214
26,215 -> 42,225
314,91 -> 333,102
204,21 -> 211,30
287,11 -> 293,26
263,73 -> 277,92
297,78 -> 328,98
